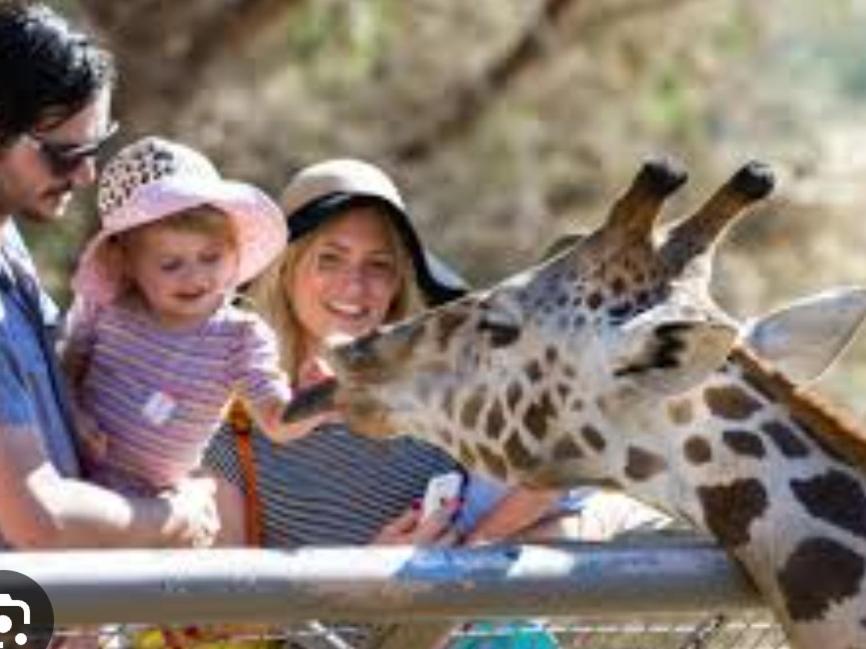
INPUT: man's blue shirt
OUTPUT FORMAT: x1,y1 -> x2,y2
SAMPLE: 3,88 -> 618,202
0,219 -> 80,479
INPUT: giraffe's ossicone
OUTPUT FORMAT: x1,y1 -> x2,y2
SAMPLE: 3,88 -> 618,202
289,159 -> 866,649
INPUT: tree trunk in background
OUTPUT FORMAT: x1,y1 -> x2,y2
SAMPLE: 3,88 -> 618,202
78,0 -> 302,131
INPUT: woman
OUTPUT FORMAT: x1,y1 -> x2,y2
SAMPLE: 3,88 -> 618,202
197,160 -> 560,647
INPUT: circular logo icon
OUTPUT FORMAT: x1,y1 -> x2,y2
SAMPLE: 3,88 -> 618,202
0,570 -> 54,649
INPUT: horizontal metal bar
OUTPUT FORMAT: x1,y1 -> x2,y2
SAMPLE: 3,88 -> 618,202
0,538 -> 764,626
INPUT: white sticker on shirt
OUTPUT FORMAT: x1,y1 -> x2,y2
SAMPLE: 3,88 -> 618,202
142,391 -> 176,426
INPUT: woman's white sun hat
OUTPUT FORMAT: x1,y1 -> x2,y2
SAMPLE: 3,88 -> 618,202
72,136 -> 287,304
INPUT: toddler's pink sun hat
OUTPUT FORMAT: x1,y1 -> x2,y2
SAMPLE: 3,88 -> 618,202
71,136 -> 287,304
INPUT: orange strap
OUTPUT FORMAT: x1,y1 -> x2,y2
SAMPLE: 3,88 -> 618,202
227,400 -> 263,547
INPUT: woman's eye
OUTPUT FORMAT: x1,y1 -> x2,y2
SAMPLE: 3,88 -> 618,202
200,251 -> 222,265
366,259 -> 396,278
159,259 -> 183,273
316,251 -> 342,269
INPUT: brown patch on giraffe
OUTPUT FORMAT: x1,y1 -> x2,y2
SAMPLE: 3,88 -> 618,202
697,479 -> 767,547
704,385 -> 762,421
731,345 -> 866,469
562,365 -> 576,379
485,399 -> 505,441
460,387 -> 487,429
777,537 -> 865,622
611,276 -> 626,295
477,444 -> 508,480
586,291 -> 603,310
760,420 -> 809,458
581,425 -> 605,452
436,310 -> 469,351
504,432 -> 539,470
722,429 -> 766,459
458,441 -> 477,470
523,392 -> 555,441
790,469 -> 866,540
505,382 -> 522,412
556,383 -> 570,401
525,360 -> 543,383
552,436 -> 584,461
624,446 -> 668,481
684,436 -> 712,464
667,399 -> 694,426
545,346 -> 558,365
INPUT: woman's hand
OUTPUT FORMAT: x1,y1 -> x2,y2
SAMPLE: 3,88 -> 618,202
372,498 -> 461,546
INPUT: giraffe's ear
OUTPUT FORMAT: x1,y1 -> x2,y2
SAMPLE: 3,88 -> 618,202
744,286 -> 866,383
609,303 -> 738,395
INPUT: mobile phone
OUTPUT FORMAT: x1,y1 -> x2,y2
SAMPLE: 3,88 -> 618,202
421,471 -> 464,521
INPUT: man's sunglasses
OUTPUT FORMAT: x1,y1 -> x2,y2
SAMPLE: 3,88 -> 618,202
25,121 -> 119,177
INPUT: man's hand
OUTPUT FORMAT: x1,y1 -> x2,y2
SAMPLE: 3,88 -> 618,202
162,475 -> 220,547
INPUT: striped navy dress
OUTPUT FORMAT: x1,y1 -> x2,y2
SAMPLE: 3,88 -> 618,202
203,420 -> 485,547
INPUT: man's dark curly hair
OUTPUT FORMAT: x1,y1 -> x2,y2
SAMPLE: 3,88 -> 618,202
0,1 -> 115,145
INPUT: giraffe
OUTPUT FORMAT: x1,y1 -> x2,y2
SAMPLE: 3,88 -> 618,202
286,159 -> 866,649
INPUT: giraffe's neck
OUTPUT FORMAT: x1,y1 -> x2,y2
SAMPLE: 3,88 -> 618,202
608,345 -> 866,646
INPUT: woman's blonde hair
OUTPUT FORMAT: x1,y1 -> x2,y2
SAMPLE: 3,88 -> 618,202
245,207 -> 424,381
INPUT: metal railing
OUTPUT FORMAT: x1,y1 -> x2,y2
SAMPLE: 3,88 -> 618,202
0,535 -> 788,647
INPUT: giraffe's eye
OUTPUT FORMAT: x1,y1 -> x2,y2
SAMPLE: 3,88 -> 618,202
478,313 -> 521,348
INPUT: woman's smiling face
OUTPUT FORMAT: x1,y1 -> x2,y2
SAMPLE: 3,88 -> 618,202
290,207 -> 401,345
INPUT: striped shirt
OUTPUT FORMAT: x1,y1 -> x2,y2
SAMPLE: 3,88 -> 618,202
64,298 -> 292,492
203,421 -> 507,547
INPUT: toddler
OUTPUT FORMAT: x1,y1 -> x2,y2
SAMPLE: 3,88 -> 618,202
62,136 -> 322,495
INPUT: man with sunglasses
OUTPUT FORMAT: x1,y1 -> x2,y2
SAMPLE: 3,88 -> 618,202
0,1 -> 217,549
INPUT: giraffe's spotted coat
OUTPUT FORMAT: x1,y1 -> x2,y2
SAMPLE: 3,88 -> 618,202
684,436 -> 712,464
477,444 -> 507,480
504,432 -> 538,470
624,446 -> 667,481
525,360 -> 543,383
697,479 -> 768,547
581,425 -> 605,452
523,392 -> 555,441
790,470 -> 866,540
778,537 -> 865,622
458,441 -> 477,470
761,420 -> 810,458
704,385 -> 763,421
460,388 -> 486,429
723,429 -> 766,459
485,399 -> 506,441
668,399 -> 694,426
505,382 -> 523,412
552,435 -> 584,461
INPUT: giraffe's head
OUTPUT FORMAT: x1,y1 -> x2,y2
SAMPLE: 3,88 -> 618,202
294,160 -> 775,486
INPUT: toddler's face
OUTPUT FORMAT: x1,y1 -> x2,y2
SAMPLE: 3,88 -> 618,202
124,220 -> 239,328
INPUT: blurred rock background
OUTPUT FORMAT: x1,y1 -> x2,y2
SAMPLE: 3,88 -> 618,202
31,0 -> 866,413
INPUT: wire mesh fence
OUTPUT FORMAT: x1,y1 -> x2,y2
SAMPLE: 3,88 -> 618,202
47,613 -> 789,648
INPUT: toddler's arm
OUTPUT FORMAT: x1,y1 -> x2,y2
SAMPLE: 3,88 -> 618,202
233,314 -> 340,443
